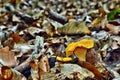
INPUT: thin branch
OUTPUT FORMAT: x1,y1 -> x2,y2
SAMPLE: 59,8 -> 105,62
45,8 -> 68,24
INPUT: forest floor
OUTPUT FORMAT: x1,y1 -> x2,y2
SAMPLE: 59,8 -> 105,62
0,0 -> 120,80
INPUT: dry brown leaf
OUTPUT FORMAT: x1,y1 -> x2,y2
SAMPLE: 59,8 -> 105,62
46,24 -> 56,36
11,33 -> 25,43
105,23 -> 120,35
0,66 -> 13,80
29,60 -> 39,80
38,56 -> 50,75
0,66 -> 27,80
86,49 -> 96,65
29,60 -> 38,71
0,46 -> 17,67
92,17 -> 104,27
98,7 -> 106,17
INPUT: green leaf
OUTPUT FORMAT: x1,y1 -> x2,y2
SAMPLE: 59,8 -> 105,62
107,8 -> 120,20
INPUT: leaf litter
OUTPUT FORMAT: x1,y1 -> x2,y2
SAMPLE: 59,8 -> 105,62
0,0 -> 120,80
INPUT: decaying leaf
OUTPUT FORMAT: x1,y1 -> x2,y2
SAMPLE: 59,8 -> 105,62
92,17 -> 104,27
66,39 -> 94,61
104,48 -> 120,66
0,66 -> 13,80
40,63 -> 94,80
1,1 -> 120,80
13,43 -> 33,57
111,36 -> 120,49
39,56 -> 50,75
0,46 -> 17,67
105,23 -> 120,35
0,66 -> 27,80
57,20 -> 91,35
45,23 -> 56,36
29,60 -> 39,80
26,27 -> 44,37
11,33 -> 25,43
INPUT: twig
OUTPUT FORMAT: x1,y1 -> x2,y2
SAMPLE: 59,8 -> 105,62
31,36 -> 44,57
45,8 -> 68,24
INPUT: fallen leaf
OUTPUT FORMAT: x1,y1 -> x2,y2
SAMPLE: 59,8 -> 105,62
11,33 -> 25,43
59,64 -> 94,79
107,8 -> 120,20
45,23 -> 56,36
105,23 -> 120,34
29,60 -> 38,70
40,63 -> 94,80
0,66 -> 27,80
29,60 -> 39,80
1,66 -> 13,80
111,40 -> 119,49
98,7 -> 106,17
57,20 -> 91,35
92,17 -> 104,27
66,39 -> 94,61
13,43 -> 33,57
0,46 -> 17,67
26,27 -> 44,37
104,48 -> 120,66
86,49 -> 96,65
38,56 -> 50,75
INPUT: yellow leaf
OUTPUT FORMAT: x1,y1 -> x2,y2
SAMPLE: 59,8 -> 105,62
74,47 -> 87,61
66,39 -> 94,61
